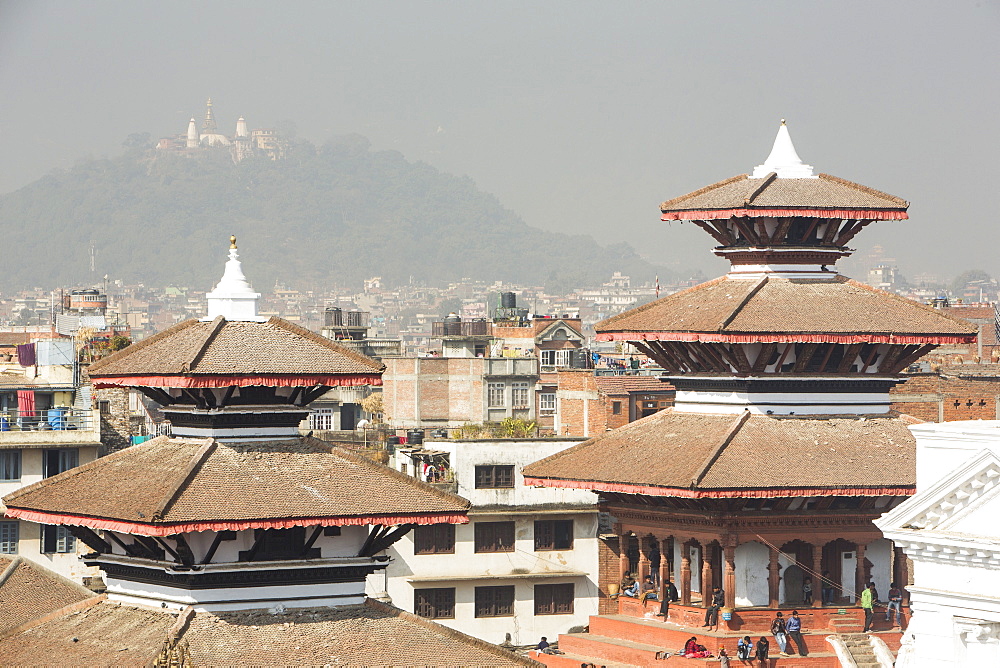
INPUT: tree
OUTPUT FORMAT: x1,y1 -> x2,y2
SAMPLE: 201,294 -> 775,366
952,270 -> 993,293
122,132 -> 152,150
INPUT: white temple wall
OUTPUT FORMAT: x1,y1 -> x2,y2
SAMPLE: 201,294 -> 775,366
735,541 -> 769,607
867,538 -> 892,596
777,552 -> 794,605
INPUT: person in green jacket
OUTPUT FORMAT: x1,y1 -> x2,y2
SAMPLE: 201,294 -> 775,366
861,582 -> 877,632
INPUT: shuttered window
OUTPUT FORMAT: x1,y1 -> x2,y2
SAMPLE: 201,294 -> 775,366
475,586 -> 515,617
414,588 -> 455,619
535,583 -> 574,615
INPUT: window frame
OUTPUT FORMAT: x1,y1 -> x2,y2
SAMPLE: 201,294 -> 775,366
475,585 -> 515,617
413,524 -> 456,555
0,449 -> 21,481
474,521 -> 515,553
534,519 -> 574,551
40,525 -> 75,554
534,582 -> 575,615
42,448 -> 78,478
511,381 -> 530,409
475,465 -> 515,489
414,587 -> 456,619
487,382 -> 506,408
0,521 -> 18,554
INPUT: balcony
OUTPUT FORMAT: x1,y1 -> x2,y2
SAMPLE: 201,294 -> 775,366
432,319 -> 491,337
0,408 -> 100,445
324,308 -> 370,329
485,357 -> 538,378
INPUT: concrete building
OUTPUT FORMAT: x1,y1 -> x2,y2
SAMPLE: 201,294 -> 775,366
377,437 -> 599,646
877,421 -> 1000,667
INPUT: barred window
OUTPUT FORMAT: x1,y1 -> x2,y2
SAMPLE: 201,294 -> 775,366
475,465 -> 514,489
0,521 -> 18,554
534,520 -> 574,551
414,588 -> 455,619
487,382 -> 505,408
474,521 -> 515,553
0,450 -> 20,481
413,524 -> 455,555
475,585 -> 515,617
535,583 -> 574,615
511,382 -> 530,408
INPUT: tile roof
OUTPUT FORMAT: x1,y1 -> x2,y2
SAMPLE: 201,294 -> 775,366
3,436 -> 470,535
660,172 -> 908,218
523,408 -> 920,496
0,598 -> 539,667
0,557 -> 94,634
594,375 -> 674,395
88,315 -> 383,379
595,275 -> 977,343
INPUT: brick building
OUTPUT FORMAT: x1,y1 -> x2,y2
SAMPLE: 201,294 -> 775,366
891,365 -> 1000,422
554,370 -> 675,437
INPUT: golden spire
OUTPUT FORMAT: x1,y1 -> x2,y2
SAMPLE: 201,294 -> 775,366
230,235 -> 237,249
781,118 -> 786,125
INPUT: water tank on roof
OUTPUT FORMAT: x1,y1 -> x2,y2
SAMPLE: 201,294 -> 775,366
444,312 -> 461,336
407,429 -> 425,446
500,292 -> 517,308
325,307 -> 343,327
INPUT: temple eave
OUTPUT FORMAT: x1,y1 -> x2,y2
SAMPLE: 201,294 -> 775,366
91,373 -> 383,389
594,331 -> 976,344
661,208 -> 909,221
522,477 -> 914,499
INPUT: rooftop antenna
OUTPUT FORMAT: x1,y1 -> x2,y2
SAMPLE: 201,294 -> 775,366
89,241 -> 97,276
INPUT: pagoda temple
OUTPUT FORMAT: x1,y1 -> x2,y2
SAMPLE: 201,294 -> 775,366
0,241 -> 534,666
524,123 -> 977,663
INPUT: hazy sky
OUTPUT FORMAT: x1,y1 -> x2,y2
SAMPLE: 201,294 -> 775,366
1,0 -> 997,282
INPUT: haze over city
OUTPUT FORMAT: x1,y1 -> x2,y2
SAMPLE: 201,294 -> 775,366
1,0 -> 998,281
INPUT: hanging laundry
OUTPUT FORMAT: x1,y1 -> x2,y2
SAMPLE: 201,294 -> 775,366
16,343 -> 35,367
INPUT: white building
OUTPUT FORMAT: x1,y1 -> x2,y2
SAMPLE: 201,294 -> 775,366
374,437 -> 600,645
876,421 -> 1000,667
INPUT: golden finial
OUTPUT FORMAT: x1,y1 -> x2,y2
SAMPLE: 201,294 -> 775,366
230,235 -> 237,249
781,118 -> 786,125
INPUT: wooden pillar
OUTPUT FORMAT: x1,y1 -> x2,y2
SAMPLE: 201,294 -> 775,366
812,542 -> 824,608
701,543 -> 714,607
894,545 -> 910,605
855,542 -> 867,602
723,541 -> 737,610
768,545 -> 781,608
638,535 -> 651,585
659,537 -> 672,601
680,540 -> 692,606
618,531 -> 630,584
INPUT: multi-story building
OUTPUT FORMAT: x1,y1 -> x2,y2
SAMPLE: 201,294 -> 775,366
379,436 -> 598,646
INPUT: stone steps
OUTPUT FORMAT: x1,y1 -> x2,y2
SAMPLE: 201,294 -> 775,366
839,633 -> 881,668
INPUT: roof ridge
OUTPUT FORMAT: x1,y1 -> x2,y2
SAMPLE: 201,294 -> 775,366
0,555 -> 96,599
0,556 -> 21,589
691,411 -> 750,488
745,171 -> 777,206
0,594 -> 106,643
817,173 -> 909,207
182,316 -> 226,373
661,174 -> 748,210
89,319 -> 201,375
720,275 -> 768,330
266,317 -> 384,373
152,439 -> 217,521
362,598 -> 542,666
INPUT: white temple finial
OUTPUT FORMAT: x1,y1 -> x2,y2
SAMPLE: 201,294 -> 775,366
752,120 -> 816,178
186,118 -> 199,148
203,237 -> 265,322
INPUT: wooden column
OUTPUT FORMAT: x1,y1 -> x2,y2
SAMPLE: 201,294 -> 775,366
723,541 -> 737,610
701,544 -> 714,607
894,545 -> 910,605
659,537 -> 672,601
855,542 -> 867,602
638,535 -> 651,585
618,531 -> 630,584
680,540 -> 692,606
768,546 -> 781,608
812,543 -> 824,608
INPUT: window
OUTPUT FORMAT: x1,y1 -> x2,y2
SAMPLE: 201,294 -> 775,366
535,583 -> 574,615
0,521 -> 18,554
98,400 -> 111,417
414,587 -> 455,619
487,382 -> 505,408
612,401 -> 622,415
40,525 -> 75,554
309,408 -> 335,431
413,524 -> 455,555
534,520 -> 574,551
539,393 -> 556,414
475,585 -> 515,617
474,521 -> 515,553
475,465 -> 514,489
541,350 -> 572,368
42,448 -> 78,478
0,450 -> 21,481
511,382 -> 530,409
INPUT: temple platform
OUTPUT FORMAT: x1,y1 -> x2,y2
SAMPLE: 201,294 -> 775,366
533,599 -> 905,667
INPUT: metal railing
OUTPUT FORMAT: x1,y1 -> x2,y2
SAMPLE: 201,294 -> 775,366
0,408 -> 95,432
432,320 -> 490,337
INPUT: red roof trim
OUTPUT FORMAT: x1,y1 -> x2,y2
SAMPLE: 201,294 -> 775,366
523,477 -> 913,499
91,373 -> 382,389
4,508 -> 467,536
661,208 -> 909,221
595,332 -> 976,345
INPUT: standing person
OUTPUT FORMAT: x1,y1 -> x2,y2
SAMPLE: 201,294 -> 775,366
786,610 -> 806,655
802,577 -> 813,605
703,586 -> 724,628
821,570 -> 836,605
658,579 -> 679,619
861,582 -> 876,632
770,611 -> 789,657
755,636 -> 769,667
718,647 -> 730,668
886,582 -> 903,626
736,636 -> 753,665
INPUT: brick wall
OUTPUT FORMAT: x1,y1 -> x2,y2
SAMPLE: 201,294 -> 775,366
598,535 -> 621,615
556,370 -> 607,437
890,372 -> 1000,422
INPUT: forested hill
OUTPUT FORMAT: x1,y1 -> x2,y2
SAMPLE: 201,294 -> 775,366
0,136 -> 661,291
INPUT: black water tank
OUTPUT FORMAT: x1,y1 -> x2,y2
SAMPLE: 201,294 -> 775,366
386,435 -> 401,446
443,312 -> 461,336
407,429 -> 425,446
500,292 -> 517,308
